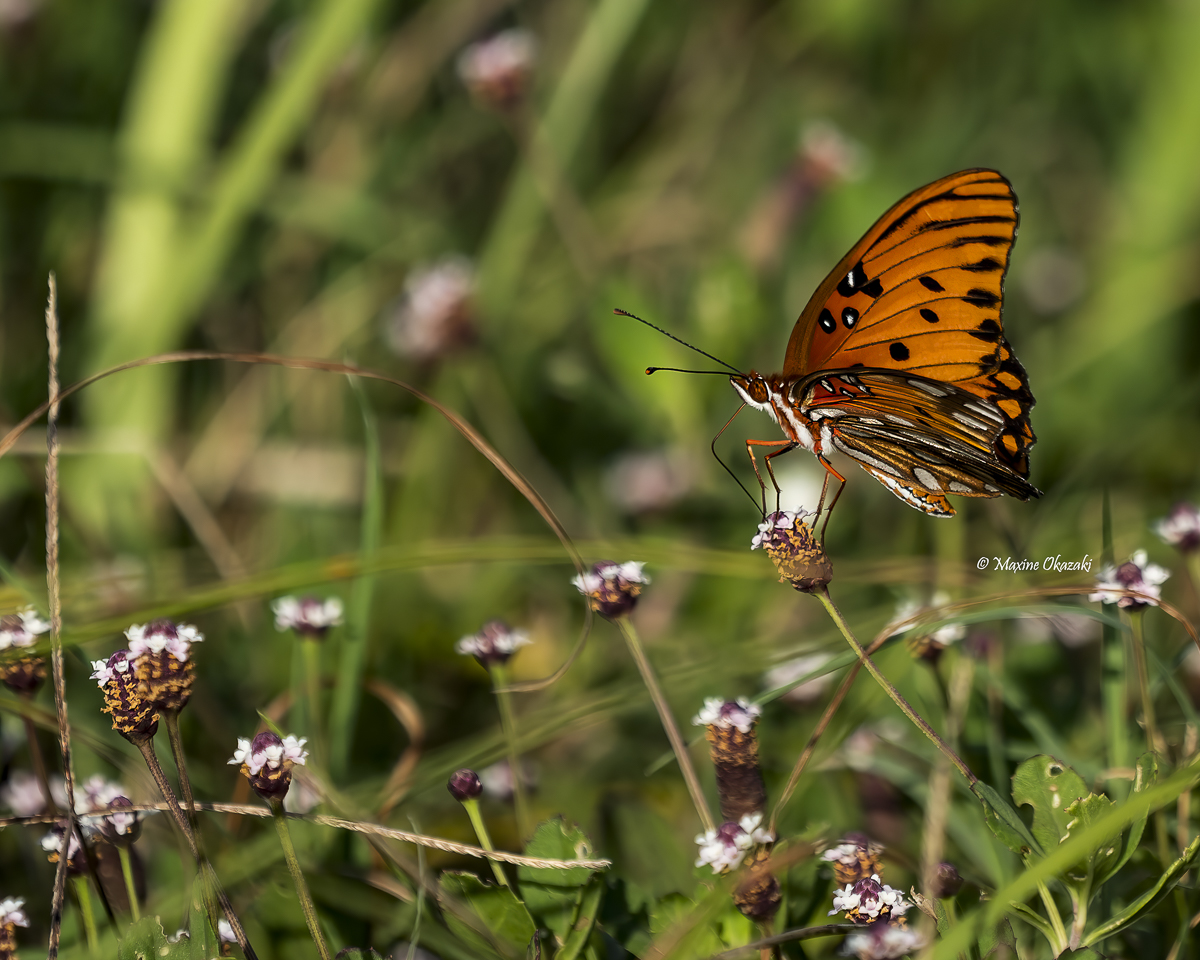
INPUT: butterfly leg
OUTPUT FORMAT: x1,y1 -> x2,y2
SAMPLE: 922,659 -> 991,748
814,456 -> 847,541
745,439 -> 794,516
763,442 -> 799,514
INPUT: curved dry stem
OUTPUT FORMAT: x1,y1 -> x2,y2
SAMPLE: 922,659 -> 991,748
38,801 -> 614,868
369,678 -> 425,820
0,349 -> 594,690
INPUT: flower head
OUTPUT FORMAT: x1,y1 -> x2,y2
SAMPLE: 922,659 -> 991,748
41,823 -> 85,872
820,833 -> 885,886
692,697 -> 761,734
217,919 -> 237,944
0,608 -> 49,651
1090,550 -> 1170,611
478,760 -> 533,800
0,897 -> 29,928
91,650 -> 159,744
751,511 -> 831,592
272,595 -> 343,638
447,769 -> 483,802
455,621 -> 531,668
1155,502 -> 1200,553
1,770 -> 67,817
230,731 -> 308,802
843,923 -> 927,960
457,29 -> 537,110
571,561 -> 649,619
125,619 -> 204,712
887,592 -> 965,662
829,874 -> 910,924
387,257 -> 476,362
74,775 -> 140,842
694,813 -> 774,875
933,860 -> 963,897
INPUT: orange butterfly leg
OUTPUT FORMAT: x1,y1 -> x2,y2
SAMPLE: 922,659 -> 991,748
745,439 -> 794,516
815,456 -> 847,541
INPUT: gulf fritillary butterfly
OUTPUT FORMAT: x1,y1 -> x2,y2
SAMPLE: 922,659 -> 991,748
729,168 -> 1041,519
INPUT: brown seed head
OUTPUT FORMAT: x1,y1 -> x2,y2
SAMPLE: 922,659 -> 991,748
751,511 -> 832,592
91,651 -> 159,745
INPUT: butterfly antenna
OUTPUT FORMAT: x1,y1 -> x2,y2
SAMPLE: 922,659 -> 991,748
613,308 -> 742,374
711,403 -> 762,511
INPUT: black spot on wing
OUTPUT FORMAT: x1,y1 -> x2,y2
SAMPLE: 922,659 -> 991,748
964,288 -> 1000,308
918,215 -> 1017,233
890,342 -> 910,361
819,308 -> 836,334
969,319 -> 1001,342
836,261 -> 869,298
962,257 -> 1003,273
919,276 -> 944,292
951,235 -> 1010,248
842,307 -> 859,328
862,278 -> 883,298
919,308 -> 939,323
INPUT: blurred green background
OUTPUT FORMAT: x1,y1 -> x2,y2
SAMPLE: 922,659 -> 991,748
2,0 -> 1200,956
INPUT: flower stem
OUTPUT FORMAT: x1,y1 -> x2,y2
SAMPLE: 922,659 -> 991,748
462,797 -> 509,886
303,637 -> 325,767
489,663 -> 531,837
22,710 -> 59,814
1128,611 -> 1165,756
163,710 -> 196,827
117,846 -> 141,921
135,739 -> 198,858
72,876 -> 98,953
615,617 -> 715,833
816,589 -> 977,785
271,800 -> 331,960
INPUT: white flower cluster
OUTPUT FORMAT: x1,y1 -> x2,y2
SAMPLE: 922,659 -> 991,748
229,735 -> 309,776
1090,550 -> 1170,609
1155,502 -> 1200,551
820,841 -> 863,868
1,770 -> 67,816
89,651 -> 132,687
571,561 -> 650,594
125,621 -> 204,662
843,923 -> 927,960
457,29 -> 536,97
272,595 -> 344,633
750,511 -> 813,550
694,813 -> 774,874
0,896 -> 29,928
692,697 -> 761,733
387,257 -> 475,361
0,607 -> 50,651
829,874 -> 910,921
455,623 -> 531,661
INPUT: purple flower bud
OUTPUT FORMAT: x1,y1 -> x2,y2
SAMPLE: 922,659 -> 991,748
934,861 -> 963,898
447,769 -> 483,802
571,561 -> 649,619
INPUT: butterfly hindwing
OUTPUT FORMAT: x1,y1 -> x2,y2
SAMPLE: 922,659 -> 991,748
798,369 -> 1040,516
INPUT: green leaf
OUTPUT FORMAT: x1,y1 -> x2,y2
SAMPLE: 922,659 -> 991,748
1083,835 -> 1200,946
972,780 -> 1042,856
1109,753 -> 1158,878
557,880 -> 605,960
517,817 -> 603,933
440,871 -> 537,959
117,917 -> 211,959
1065,793 -> 1121,891
1011,755 -> 1090,855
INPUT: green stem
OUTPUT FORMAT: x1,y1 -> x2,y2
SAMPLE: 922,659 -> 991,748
816,590 -> 977,785
303,638 -> 325,766
117,845 -> 141,921
1129,611 -> 1164,756
272,800 -> 331,960
73,876 -> 99,953
489,663 -> 531,837
1036,880 -> 1069,956
615,618 -> 715,833
1102,615 -> 1131,800
462,797 -> 509,887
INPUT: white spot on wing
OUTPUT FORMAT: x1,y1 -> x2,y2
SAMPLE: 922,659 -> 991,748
949,481 -> 972,494
913,467 -> 942,491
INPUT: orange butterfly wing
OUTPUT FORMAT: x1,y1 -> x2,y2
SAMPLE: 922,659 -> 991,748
783,168 -> 1036,479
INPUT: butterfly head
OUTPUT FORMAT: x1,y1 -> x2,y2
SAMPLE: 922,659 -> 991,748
730,372 -> 771,412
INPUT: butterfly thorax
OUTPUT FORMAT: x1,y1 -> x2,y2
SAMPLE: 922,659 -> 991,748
730,371 -> 822,454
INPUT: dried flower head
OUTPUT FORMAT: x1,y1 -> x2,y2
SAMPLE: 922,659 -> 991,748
695,698 -> 766,822
457,28 -> 537,110
829,873 -> 911,924
230,732 -> 308,802
571,561 -> 649,619
447,768 -> 483,802
751,511 -> 831,592
0,608 -> 51,695
91,650 -> 159,744
1155,502 -> 1200,553
694,813 -> 774,875
272,595 -> 344,638
126,619 -> 203,712
843,922 -> 927,960
1,770 -> 67,817
733,845 -> 781,923
820,833 -> 886,886
387,257 -> 476,362
455,621 -> 531,668
1090,550 -> 1170,611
